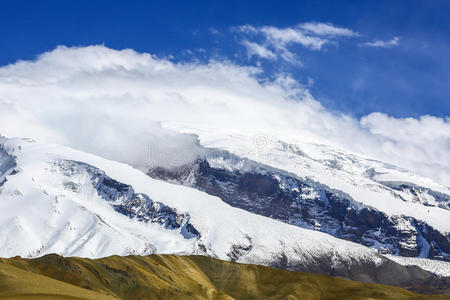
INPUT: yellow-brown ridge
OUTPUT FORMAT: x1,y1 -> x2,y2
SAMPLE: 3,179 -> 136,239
0,254 -> 448,300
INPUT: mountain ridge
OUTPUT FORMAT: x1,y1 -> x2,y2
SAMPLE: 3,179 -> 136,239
0,135 -> 449,293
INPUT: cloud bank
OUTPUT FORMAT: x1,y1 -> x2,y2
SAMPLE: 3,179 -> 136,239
0,45 -> 448,185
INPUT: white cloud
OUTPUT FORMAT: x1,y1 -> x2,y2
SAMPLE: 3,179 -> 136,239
260,26 -> 329,50
234,22 -> 359,64
278,48 -> 302,65
241,40 -> 277,60
361,113 -> 450,184
362,37 -> 400,48
0,45 -> 448,185
361,113 -> 450,142
299,22 -> 359,37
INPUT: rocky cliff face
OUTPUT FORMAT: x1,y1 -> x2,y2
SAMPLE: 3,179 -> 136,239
148,152 -> 450,261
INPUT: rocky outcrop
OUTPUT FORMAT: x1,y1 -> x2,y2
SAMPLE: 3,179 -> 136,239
0,146 -> 18,187
380,181 -> 450,210
148,154 -> 450,261
56,160 -> 200,238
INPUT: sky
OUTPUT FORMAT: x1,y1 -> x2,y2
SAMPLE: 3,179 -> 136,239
1,0 -> 450,118
0,1 -> 449,185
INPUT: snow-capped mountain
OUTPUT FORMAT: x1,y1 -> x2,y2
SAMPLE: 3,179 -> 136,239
0,135 -> 449,292
147,126 -> 450,262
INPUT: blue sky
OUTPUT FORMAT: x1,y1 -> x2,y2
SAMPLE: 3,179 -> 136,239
1,0 -> 450,118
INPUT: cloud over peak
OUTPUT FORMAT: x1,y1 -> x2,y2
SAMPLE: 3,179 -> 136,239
0,45 -> 448,186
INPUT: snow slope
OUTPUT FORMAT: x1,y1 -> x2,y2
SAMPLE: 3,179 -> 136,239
178,128 -> 449,215
178,129 -> 450,228
0,135 -> 449,285
386,255 -> 450,277
0,136 -> 377,260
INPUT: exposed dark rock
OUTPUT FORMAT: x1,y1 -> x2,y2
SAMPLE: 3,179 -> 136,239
364,168 -> 450,211
0,147 -> 18,187
148,155 -> 450,261
56,160 -> 200,238
267,252 -> 450,294
227,235 -> 253,262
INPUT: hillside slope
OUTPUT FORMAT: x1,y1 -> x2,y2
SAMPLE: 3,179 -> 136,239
1,254 -> 449,300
